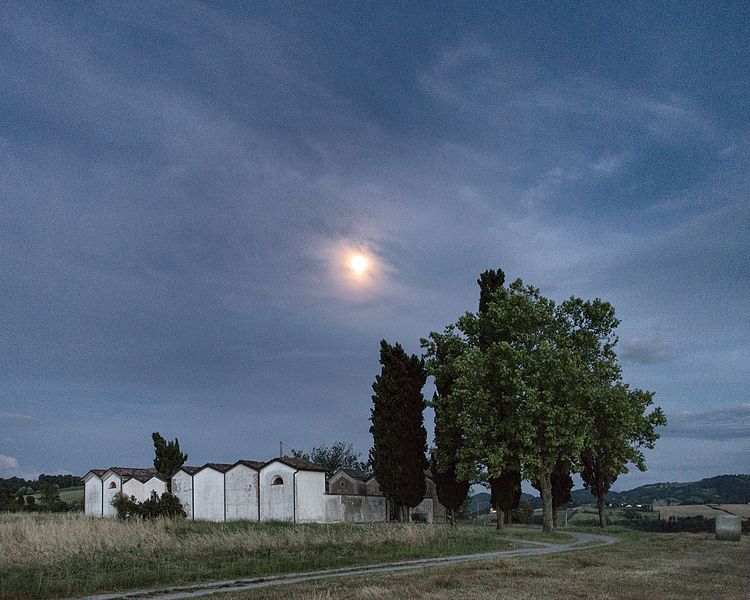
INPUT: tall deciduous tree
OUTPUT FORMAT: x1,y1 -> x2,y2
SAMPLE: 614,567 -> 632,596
450,279 -> 592,532
532,460 -> 573,527
369,340 -> 428,521
581,385 -> 666,527
152,432 -> 188,494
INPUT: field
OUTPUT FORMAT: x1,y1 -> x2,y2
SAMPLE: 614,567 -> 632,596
2,514 -> 747,600
0,513 -> 556,600
655,504 -> 750,520
214,528 -> 750,600
30,486 -> 84,504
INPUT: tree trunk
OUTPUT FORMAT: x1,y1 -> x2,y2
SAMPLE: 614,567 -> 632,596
507,510 -> 513,525
597,494 -> 605,528
450,507 -> 455,526
539,472 -> 554,533
496,509 -> 504,530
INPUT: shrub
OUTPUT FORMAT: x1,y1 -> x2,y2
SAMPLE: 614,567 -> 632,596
111,492 -> 140,520
112,491 -> 186,520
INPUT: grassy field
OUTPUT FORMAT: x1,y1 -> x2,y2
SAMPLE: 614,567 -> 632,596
216,527 -> 750,600
656,504 -> 750,520
0,513 -> 551,600
29,486 -> 84,503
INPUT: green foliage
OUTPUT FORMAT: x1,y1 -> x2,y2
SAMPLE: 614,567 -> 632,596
152,432 -> 188,493
38,483 -> 68,512
369,340 -> 428,517
112,492 -> 139,520
422,270 -> 664,533
112,491 -> 186,520
291,442 -> 369,479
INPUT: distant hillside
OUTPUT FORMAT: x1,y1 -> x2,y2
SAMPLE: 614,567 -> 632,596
606,475 -> 750,506
0,473 -> 83,495
469,474 -> 750,510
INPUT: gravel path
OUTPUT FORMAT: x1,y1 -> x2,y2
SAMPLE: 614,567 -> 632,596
73,531 -> 619,600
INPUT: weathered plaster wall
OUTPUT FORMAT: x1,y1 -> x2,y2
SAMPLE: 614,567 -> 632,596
260,462 -> 295,522
144,477 -> 166,499
295,471 -> 326,522
225,464 -> 258,521
324,494 -> 388,522
193,468 -> 225,522
171,470 -> 193,519
84,475 -> 102,517
122,478 -> 144,502
101,472 -> 122,518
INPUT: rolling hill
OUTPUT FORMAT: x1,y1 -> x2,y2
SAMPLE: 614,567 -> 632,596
469,474 -> 750,510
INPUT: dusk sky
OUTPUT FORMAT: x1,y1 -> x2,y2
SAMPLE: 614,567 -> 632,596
1,2 -> 748,490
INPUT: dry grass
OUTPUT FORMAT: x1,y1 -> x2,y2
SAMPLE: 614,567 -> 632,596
217,528 -> 750,600
0,512 -> 443,570
0,513 -> 524,599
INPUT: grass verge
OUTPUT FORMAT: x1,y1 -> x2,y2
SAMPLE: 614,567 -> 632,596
215,527 -> 749,600
0,513 -> 541,599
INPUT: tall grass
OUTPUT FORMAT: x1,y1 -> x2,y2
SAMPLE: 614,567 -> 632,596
0,513 -> 518,599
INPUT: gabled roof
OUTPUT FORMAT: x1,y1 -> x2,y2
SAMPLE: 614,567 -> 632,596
82,469 -> 107,481
198,463 -> 235,474
233,459 -> 266,470
105,467 -> 163,483
332,468 -> 369,481
179,466 -> 201,475
263,457 -> 328,472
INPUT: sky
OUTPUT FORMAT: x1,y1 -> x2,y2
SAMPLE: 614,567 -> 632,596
1,2 -> 748,490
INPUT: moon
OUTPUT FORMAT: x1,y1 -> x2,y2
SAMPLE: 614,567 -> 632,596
350,254 -> 368,275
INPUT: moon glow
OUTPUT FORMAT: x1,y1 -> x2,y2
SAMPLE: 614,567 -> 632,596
350,254 -> 368,275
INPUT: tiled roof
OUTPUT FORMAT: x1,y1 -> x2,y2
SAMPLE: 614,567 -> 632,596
234,460 -> 266,470
272,457 -> 328,472
108,467 -> 163,483
200,463 -> 235,473
180,466 -> 201,475
336,468 -> 369,481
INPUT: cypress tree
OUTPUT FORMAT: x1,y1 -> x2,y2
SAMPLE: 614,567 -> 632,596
369,340 -> 428,521
423,329 -> 470,525
477,269 -> 522,528
489,468 -> 521,529
152,432 -> 188,494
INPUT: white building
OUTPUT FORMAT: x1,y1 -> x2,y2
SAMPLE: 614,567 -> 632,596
84,467 -> 167,518
84,457 -> 444,523
84,457 -> 328,523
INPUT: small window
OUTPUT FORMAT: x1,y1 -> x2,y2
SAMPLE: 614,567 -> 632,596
109,482 -> 117,489
339,480 -> 346,488
271,476 -> 283,486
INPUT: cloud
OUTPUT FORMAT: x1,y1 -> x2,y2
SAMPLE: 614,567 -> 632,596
0,412 -> 36,421
619,337 -> 672,365
663,404 -> 750,441
0,455 -> 19,471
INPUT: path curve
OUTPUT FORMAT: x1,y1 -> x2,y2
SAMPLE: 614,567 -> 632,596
73,531 -> 618,600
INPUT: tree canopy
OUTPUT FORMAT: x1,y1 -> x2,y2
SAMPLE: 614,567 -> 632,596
422,272 -> 665,532
291,442 -> 369,479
